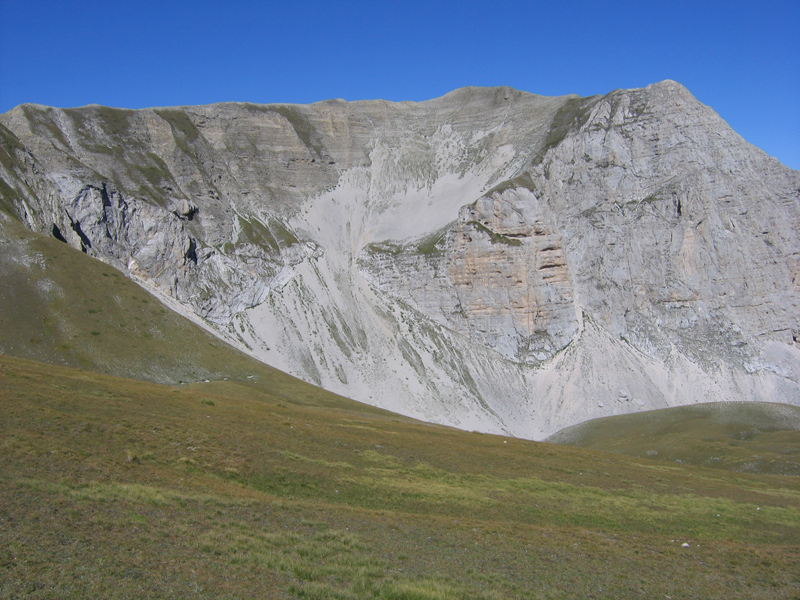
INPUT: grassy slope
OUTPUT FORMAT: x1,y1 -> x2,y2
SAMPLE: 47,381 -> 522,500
547,403 -> 800,476
2,354 -> 800,599
0,211 -> 351,408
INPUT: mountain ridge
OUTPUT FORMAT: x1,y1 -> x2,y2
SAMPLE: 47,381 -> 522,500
1,81 -> 798,439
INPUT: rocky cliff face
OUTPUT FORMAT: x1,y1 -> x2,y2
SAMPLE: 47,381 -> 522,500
1,81 -> 799,438
359,187 -> 580,363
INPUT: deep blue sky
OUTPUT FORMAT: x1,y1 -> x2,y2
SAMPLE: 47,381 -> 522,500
1,0 -> 798,170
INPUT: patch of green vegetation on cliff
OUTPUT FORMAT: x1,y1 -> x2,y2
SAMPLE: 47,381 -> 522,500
57,106 -> 136,159
363,240 -> 403,256
94,106 -> 136,136
0,126 -> 40,217
267,218 -> 300,248
130,153 -> 175,199
532,95 -> 600,165
485,171 -> 537,196
155,108 -> 200,154
270,105 -> 326,158
0,163 -> 22,216
415,224 -> 452,255
0,180 -> 20,218
1,121 -> 30,159
467,220 -> 523,246
237,215 -> 272,246
361,224 -> 452,259
236,215 -> 299,253
64,105 -> 136,140
20,105 -> 72,149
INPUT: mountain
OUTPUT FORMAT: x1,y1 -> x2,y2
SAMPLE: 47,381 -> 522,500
1,81 -> 799,439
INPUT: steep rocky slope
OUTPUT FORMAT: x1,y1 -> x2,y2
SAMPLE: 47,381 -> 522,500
1,81 -> 798,438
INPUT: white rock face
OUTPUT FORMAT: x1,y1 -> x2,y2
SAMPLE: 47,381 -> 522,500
1,81 -> 799,439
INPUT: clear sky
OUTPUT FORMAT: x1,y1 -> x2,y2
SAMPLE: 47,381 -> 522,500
1,0 -> 798,170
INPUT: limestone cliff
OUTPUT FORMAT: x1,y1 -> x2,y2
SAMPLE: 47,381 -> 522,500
1,81 -> 798,438
359,187 -> 579,363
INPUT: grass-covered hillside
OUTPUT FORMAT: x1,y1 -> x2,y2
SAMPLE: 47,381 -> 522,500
2,354 -> 800,599
0,209 -> 289,386
548,402 -> 800,476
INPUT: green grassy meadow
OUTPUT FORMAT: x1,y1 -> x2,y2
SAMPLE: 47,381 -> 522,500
548,402 -> 800,476
2,354 -> 800,599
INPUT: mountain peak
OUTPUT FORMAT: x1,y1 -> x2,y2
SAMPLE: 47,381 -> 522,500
1,82 -> 798,440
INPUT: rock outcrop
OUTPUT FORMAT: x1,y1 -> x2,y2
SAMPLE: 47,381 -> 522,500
1,81 -> 799,439
359,187 -> 580,363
